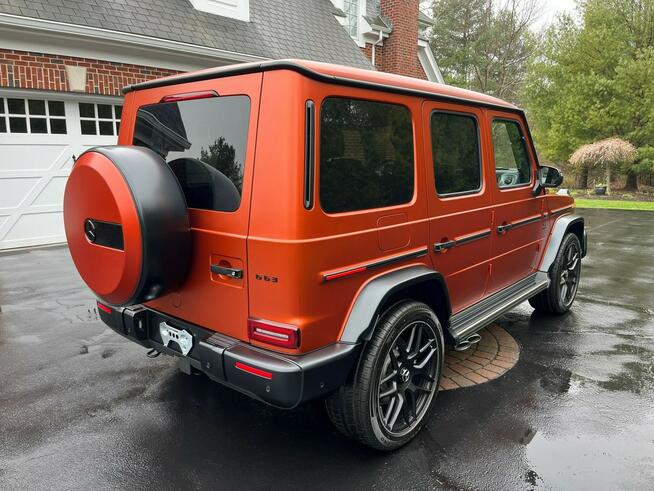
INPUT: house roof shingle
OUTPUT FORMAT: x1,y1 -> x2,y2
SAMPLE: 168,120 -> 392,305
0,0 -> 373,69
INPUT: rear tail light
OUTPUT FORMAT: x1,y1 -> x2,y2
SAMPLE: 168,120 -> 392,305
247,318 -> 300,349
97,301 -> 112,314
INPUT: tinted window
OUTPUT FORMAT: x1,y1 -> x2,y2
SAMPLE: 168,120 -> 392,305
320,98 -> 414,213
133,96 -> 250,212
431,112 -> 481,195
492,119 -> 531,188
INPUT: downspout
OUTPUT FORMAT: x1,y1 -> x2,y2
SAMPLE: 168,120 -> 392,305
371,29 -> 383,68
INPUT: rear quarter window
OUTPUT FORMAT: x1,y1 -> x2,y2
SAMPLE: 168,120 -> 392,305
133,95 -> 250,212
319,97 -> 414,214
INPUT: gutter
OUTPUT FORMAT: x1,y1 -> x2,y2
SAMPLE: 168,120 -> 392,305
0,12 -> 269,64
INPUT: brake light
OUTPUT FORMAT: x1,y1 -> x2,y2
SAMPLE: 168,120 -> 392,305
235,361 -> 273,380
97,301 -> 112,314
160,90 -> 218,103
248,318 -> 300,349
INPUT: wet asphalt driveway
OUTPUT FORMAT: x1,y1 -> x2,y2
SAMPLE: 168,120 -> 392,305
1,208 -> 653,490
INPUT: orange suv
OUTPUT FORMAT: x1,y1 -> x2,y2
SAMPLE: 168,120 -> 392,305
63,60 -> 587,450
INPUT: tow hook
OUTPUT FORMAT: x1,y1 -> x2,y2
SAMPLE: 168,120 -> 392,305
454,333 -> 482,351
146,349 -> 161,358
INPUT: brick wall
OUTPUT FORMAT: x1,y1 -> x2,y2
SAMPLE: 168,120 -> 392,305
361,43 -> 383,71
0,49 -> 180,96
376,0 -> 426,79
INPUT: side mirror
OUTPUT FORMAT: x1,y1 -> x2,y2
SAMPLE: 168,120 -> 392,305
538,166 -> 564,188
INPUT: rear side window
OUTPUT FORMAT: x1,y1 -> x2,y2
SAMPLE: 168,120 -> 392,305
492,119 -> 531,188
430,112 -> 481,195
133,95 -> 250,212
319,98 -> 414,214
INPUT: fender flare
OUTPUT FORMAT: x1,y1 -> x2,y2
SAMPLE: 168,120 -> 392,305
539,213 -> 586,274
339,265 -> 451,344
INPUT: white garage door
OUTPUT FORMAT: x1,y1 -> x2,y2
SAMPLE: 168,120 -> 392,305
0,90 -> 123,250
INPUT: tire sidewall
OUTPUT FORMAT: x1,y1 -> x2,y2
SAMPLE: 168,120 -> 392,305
364,302 -> 444,449
552,233 -> 582,312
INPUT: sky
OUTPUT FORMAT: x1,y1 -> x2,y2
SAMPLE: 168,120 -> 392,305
534,0 -> 579,29
420,0 -> 580,30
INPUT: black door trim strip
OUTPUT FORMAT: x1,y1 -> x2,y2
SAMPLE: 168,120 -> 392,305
496,214 -> 542,234
323,247 -> 428,282
433,229 -> 491,253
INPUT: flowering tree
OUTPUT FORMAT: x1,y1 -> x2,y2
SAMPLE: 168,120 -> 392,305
570,138 -> 637,194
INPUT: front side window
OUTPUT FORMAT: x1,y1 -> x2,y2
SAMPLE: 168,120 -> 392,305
430,112 -> 481,195
133,95 -> 250,212
492,119 -> 531,188
319,98 -> 414,214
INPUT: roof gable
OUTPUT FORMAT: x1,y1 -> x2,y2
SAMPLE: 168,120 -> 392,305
0,0 -> 373,69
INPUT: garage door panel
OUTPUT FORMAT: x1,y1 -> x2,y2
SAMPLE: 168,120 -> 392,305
0,94 -> 122,249
0,177 -> 40,208
2,211 -> 65,245
31,176 -> 68,207
0,143 -> 69,171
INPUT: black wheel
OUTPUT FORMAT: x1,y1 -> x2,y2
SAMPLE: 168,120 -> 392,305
529,232 -> 582,315
325,301 -> 444,451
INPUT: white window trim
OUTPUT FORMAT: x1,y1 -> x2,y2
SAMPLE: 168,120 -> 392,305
79,102 -> 122,137
418,38 -> 445,83
189,0 -> 250,22
331,0 -> 367,48
0,96 -> 67,135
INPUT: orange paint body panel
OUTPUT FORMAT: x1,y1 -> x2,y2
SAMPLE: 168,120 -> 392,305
105,60 -> 574,355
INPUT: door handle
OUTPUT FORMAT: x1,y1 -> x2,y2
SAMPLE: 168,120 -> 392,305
433,239 -> 456,253
497,223 -> 512,235
211,264 -> 243,279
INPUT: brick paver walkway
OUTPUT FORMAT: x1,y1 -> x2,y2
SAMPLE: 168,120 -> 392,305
439,323 -> 519,390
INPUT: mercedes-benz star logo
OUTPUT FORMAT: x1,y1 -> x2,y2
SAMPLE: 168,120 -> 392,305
84,219 -> 97,243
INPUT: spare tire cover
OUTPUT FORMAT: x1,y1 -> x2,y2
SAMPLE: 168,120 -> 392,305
64,146 -> 191,306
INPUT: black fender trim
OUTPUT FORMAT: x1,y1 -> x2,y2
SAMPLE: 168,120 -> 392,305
339,265 -> 451,344
539,213 -> 586,273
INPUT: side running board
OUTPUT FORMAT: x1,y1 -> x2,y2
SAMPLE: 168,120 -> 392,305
448,272 -> 549,344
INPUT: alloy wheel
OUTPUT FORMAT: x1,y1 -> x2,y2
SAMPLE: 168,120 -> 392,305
559,239 -> 581,307
375,320 -> 439,437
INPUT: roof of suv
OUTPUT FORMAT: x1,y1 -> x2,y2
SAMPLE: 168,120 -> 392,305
123,59 -> 519,113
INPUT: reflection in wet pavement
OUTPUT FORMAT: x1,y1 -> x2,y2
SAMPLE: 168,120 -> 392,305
1,209 -> 653,490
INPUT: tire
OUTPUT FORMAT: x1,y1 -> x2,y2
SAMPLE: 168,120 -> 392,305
529,232 -> 582,315
325,301 -> 444,451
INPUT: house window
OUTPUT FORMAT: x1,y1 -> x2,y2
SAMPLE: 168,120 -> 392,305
343,0 -> 359,37
0,98 -> 67,134
319,97 -> 414,214
79,103 -> 122,136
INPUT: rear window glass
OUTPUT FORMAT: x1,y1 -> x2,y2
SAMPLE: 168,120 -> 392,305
133,95 -> 250,212
319,98 -> 414,214
431,112 -> 481,195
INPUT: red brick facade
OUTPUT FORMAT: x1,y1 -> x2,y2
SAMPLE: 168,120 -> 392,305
0,48 -> 180,96
360,0 -> 427,80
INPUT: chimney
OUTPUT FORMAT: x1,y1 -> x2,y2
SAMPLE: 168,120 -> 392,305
379,0 -> 425,79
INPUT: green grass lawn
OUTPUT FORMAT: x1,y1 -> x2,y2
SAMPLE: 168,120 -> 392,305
574,198 -> 654,211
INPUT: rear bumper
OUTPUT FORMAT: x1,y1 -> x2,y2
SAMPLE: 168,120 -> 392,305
98,305 -> 360,409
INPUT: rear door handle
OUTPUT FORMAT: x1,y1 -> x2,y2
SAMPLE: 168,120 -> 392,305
211,264 -> 243,279
497,223 -> 512,235
433,239 -> 456,253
